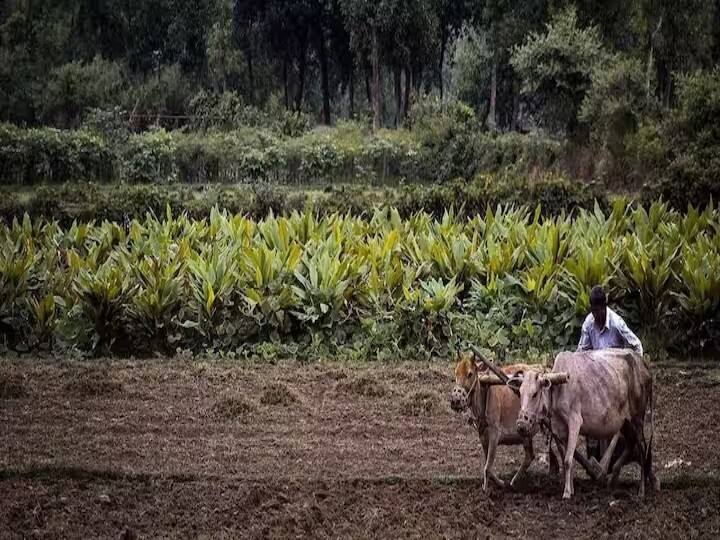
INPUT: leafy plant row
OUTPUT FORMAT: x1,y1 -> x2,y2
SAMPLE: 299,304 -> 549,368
2,201 -> 719,360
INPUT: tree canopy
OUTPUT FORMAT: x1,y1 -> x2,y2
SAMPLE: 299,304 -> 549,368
0,0 -> 718,132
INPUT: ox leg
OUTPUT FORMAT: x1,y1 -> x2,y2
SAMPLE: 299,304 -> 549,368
510,439 -> 535,487
645,443 -> 661,492
562,415 -> 582,500
608,446 -> 631,488
598,431 -> 622,481
483,430 -> 505,490
548,439 -> 562,477
480,438 -> 490,490
625,420 -> 647,499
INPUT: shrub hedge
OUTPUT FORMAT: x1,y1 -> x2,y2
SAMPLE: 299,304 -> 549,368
0,121 -> 565,186
1,174 -> 607,226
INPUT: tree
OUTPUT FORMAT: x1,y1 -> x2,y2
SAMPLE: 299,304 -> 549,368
207,0 -> 243,92
436,0 -> 473,99
473,0 -> 548,130
511,6 -> 605,135
580,54 -> 658,157
633,0 -> 715,106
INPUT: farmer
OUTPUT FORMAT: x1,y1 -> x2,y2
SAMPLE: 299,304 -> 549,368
577,285 -> 644,461
578,286 -> 643,356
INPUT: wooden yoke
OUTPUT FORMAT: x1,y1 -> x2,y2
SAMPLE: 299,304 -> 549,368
469,344 -> 603,481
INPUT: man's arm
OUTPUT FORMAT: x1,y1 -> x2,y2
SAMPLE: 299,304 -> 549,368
616,316 -> 643,356
577,318 -> 592,351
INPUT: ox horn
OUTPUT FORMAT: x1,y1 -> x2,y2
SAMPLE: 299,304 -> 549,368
542,372 -> 570,385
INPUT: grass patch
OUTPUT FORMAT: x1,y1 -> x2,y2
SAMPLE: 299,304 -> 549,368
0,374 -> 28,399
211,395 -> 257,420
259,383 -> 298,406
64,370 -> 123,397
335,375 -> 388,398
400,390 -> 442,416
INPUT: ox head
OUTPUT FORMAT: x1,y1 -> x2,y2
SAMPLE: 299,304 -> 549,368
515,370 -> 552,437
449,351 -> 483,412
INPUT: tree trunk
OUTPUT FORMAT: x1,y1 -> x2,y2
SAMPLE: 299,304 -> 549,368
488,57 -> 498,130
365,71 -> 372,106
646,16 -> 663,100
246,47 -> 255,105
349,64 -> 355,119
295,28 -> 309,112
394,65 -> 402,126
439,29 -> 448,100
511,77 -> 519,131
283,53 -> 289,110
403,65 -> 411,119
371,25 -> 381,131
317,23 -> 331,124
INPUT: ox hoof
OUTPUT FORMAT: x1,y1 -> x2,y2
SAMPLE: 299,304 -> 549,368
562,492 -> 572,500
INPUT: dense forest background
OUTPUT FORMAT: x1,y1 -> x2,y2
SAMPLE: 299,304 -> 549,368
3,0 -> 720,129
1,0 -> 720,212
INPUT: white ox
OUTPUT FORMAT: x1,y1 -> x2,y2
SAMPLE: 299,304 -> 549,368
515,348 -> 659,499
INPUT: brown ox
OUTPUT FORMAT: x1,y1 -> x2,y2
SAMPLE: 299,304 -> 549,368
449,352 -> 557,490
515,348 -> 658,499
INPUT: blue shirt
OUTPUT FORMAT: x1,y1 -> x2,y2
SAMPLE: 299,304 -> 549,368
577,308 -> 643,356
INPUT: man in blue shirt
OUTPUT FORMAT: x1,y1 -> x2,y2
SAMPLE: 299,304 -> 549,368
577,285 -> 644,462
578,286 -> 643,355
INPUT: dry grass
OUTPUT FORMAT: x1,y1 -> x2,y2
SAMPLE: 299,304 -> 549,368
211,395 -> 257,420
64,369 -> 123,397
0,374 -> 28,399
335,374 -> 388,398
400,390 -> 442,416
259,382 -> 298,406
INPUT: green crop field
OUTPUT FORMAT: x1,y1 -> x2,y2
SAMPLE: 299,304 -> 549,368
3,201 -> 718,359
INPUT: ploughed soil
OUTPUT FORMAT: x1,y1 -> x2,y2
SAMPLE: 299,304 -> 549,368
1,358 -> 719,539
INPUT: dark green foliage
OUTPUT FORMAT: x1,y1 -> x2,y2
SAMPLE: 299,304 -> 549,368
640,70 -> 720,210
0,122 -> 567,187
1,174 -> 606,226
0,124 -> 113,185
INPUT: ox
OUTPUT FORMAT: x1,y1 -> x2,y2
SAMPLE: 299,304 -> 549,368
449,352 -> 558,490
515,348 -> 659,499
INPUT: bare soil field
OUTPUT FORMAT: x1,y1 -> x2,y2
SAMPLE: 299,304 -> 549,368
1,359 -> 719,539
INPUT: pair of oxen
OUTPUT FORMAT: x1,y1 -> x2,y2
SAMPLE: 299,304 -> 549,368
449,348 -> 660,499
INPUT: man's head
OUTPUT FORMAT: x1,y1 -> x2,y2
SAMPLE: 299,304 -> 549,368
590,285 -> 607,329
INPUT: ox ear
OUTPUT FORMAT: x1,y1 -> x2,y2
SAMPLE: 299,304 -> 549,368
475,361 -> 488,373
540,376 -> 552,389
